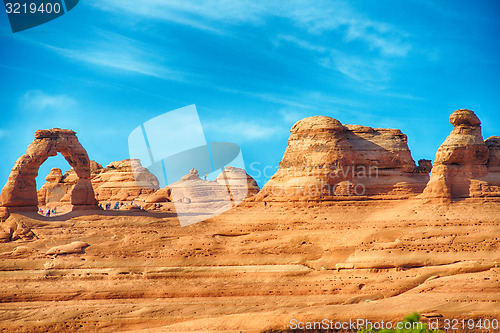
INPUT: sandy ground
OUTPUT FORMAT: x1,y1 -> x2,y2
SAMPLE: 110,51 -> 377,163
0,199 -> 499,332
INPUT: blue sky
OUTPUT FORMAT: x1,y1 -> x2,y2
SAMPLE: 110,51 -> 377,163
0,0 -> 499,189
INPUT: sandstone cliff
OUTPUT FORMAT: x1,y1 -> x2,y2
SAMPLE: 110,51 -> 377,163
422,109 -> 500,199
256,116 -> 429,201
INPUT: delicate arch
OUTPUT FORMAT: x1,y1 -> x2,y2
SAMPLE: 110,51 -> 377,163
0,128 -> 97,218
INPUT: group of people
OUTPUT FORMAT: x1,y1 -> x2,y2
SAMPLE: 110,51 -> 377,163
97,201 -> 163,211
37,201 -> 164,217
99,202 -> 122,210
38,207 -> 57,217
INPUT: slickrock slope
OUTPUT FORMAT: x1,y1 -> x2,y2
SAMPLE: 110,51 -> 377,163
422,109 -> 500,200
0,200 -> 498,332
256,116 -> 429,201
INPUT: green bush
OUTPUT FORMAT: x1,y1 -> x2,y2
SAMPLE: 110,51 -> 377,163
357,313 -> 443,333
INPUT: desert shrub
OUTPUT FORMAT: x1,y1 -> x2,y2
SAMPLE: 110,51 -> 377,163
357,313 -> 443,333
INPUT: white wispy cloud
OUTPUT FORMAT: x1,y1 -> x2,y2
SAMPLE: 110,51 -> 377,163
204,119 -> 284,142
279,109 -> 305,124
31,29 -> 184,81
274,34 -> 328,53
276,34 -> 392,84
345,22 -> 411,57
219,87 -> 366,114
90,0 -> 411,59
321,51 -> 391,83
83,0 -> 414,93
89,0 -> 268,30
20,90 -> 77,111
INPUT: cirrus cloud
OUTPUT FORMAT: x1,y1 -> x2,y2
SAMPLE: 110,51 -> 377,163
20,90 -> 77,111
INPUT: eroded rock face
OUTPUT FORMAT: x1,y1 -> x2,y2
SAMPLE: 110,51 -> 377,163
147,167 -> 260,204
0,129 -> 98,217
91,159 -> 159,202
216,166 -> 260,197
256,116 -> 429,201
40,159 -> 160,204
422,110 -> 500,199
486,136 -> 500,167
38,162 -> 103,207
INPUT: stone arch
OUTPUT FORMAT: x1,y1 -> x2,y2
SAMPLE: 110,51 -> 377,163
0,128 -> 97,219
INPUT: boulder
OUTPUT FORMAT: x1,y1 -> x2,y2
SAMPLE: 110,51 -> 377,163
46,241 -> 89,256
45,168 -> 63,183
416,159 -> 432,173
422,110 -> 500,199
0,207 -> 9,221
255,116 -> 429,201
148,188 -> 172,202
181,168 -> 200,181
145,194 -> 170,203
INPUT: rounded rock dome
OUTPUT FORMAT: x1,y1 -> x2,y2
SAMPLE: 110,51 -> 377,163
450,109 -> 481,127
291,116 -> 344,133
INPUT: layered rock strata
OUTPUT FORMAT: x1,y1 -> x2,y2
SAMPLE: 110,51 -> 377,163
422,109 -> 500,199
37,159 -> 159,205
90,159 -> 159,202
256,116 -> 430,201
146,167 -> 260,204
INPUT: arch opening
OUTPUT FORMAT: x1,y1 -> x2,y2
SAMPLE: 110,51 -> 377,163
36,154 -> 77,217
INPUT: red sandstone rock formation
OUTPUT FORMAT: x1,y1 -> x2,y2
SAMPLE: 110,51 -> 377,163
0,129 -> 98,218
90,159 -> 159,202
216,166 -> 260,198
482,136 -> 500,195
145,188 -> 172,203
38,159 -> 159,205
38,168 -> 73,207
45,168 -> 63,183
38,162 -> 103,207
422,110 -> 500,199
145,166 -> 259,204
255,116 -> 429,201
